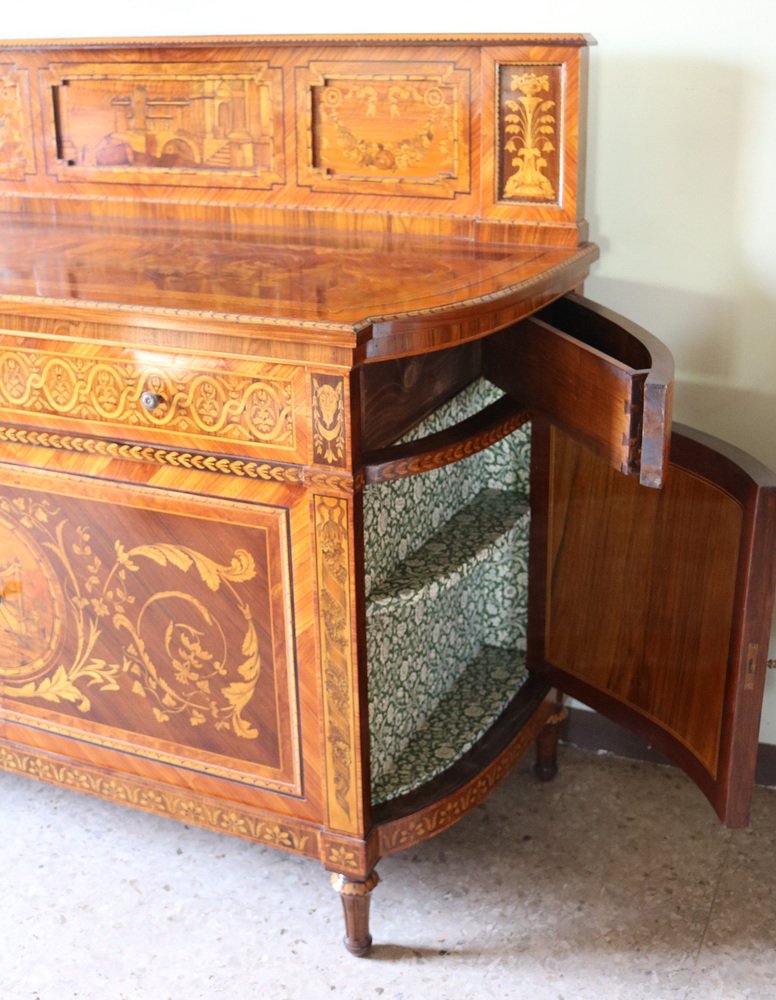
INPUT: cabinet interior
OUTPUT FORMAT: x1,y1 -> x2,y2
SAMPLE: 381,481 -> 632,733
363,379 -> 533,804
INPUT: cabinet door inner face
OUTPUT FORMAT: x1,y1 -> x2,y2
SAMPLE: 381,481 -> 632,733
530,421 -> 776,826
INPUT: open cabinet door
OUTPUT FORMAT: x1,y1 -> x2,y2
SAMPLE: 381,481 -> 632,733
529,418 -> 776,827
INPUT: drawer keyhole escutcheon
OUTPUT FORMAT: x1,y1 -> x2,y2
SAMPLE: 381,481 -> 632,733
140,391 -> 164,413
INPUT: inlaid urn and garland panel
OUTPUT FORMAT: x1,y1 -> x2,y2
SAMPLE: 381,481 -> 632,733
297,58 -> 472,199
0,464 -> 303,796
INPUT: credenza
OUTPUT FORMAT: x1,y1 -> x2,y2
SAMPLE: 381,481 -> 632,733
0,33 -> 774,956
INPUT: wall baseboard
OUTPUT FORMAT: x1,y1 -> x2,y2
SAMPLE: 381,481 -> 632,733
560,707 -> 776,788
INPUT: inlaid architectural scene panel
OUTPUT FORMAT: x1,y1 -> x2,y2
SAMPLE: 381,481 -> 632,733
0,473 -> 302,794
43,61 -> 284,188
0,63 -> 35,179
297,60 -> 472,198
498,63 -> 562,205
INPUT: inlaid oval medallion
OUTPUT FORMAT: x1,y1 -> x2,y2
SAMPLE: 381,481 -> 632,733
0,352 -> 32,404
41,358 -> 79,412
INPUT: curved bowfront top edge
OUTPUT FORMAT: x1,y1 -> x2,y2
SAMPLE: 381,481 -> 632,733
0,210 -> 598,340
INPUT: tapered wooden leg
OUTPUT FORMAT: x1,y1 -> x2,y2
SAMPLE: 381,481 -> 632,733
534,706 -> 568,782
330,871 -> 380,956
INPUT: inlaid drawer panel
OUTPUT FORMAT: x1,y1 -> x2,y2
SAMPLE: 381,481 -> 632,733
0,339 -> 309,464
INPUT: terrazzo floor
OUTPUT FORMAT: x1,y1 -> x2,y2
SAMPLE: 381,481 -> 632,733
3,747 -> 775,1000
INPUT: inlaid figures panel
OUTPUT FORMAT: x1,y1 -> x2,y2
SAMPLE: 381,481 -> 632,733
0,467 -> 302,794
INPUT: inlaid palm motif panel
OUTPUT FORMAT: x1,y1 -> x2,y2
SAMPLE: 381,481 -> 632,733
0,473 -> 301,793
498,64 -> 561,204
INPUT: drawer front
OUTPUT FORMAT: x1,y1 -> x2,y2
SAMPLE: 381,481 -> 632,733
482,293 -> 674,487
0,339 -> 310,464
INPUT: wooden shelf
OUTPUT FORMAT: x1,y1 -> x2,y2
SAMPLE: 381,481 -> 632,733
367,485 -> 530,804
371,645 -> 529,804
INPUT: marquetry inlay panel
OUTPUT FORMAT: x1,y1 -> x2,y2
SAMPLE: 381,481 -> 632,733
497,64 -> 562,205
0,344 -> 304,461
44,61 -> 284,188
315,495 -> 360,832
0,63 -> 35,179
297,60 -> 471,198
0,468 -> 302,794
311,373 -> 347,468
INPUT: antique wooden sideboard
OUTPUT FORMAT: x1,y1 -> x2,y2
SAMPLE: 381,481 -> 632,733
1,33 -> 775,956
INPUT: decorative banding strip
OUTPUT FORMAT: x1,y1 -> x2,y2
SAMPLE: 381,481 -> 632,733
364,244 -> 598,329
330,871 -> 380,894
363,396 -> 530,484
0,423 -> 357,492
314,495 -> 361,832
0,742 -> 319,857
0,347 -> 297,449
1,35 -> 590,51
0,292 -> 355,333
1,708 -> 299,795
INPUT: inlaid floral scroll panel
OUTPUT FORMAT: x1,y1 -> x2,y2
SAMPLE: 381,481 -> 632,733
0,466 -> 302,796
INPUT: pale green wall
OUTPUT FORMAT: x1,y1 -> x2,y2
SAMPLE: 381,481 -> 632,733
5,1 -> 776,738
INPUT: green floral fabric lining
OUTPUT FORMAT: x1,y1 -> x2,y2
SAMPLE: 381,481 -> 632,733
364,378 -> 532,805
363,378 -> 531,598
371,647 -> 528,802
